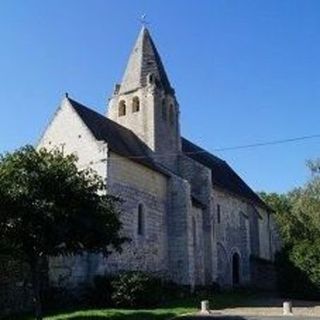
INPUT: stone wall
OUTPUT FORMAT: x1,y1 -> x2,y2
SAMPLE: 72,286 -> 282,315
38,98 -> 108,178
256,208 -> 273,260
105,151 -> 168,276
108,87 -> 156,151
48,254 -> 99,288
106,151 -> 168,275
177,154 -> 213,285
166,174 -> 193,285
153,88 -> 181,170
213,188 -> 252,287
108,152 -> 167,200
247,205 -> 260,257
0,256 -> 33,317
49,152 -> 169,288
176,154 -> 277,288
107,85 -> 181,172
104,181 -> 168,276
36,97 -> 279,291
212,188 -> 277,288
191,204 -> 205,286
39,98 -> 110,289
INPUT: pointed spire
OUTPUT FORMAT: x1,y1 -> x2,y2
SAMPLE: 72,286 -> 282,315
119,27 -> 173,94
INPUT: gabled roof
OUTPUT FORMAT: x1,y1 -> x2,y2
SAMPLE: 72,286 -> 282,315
66,97 -> 267,209
119,27 -> 173,94
67,97 -> 168,176
181,138 -> 268,210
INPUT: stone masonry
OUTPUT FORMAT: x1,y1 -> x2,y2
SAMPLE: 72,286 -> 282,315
36,26 -> 280,291
0,256 -> 33,317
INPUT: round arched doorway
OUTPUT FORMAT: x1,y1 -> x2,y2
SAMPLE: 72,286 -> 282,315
232,252 -> 240,286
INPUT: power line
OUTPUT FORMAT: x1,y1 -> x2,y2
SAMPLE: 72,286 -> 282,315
101,133 -> 320,162
66,133 -> 320,167
212,133 -> 320,152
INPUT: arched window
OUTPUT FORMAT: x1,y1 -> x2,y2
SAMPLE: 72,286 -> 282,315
118,100 -> 126,117
217,204 -> 221,223
162,98 -> 167,120
147,73 -> 155,85
132,96 -> 140,113
232,252 -> 240,286
137,204 -> 145,236
169,103 -> 174,125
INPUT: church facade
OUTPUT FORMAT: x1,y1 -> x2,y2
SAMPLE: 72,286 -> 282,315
38,27 -> 279,289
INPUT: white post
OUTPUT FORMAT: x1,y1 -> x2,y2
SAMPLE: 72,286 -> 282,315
283,301 -> 293,315
201,300 -> 210,314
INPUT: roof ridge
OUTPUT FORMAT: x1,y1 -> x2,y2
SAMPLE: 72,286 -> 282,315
66,96 -> 168,176
67,97 -> 138,135
62,98 -> 267,208
181,137 -> 226,165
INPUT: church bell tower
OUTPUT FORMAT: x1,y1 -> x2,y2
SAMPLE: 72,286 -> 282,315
107,27 -> 181,168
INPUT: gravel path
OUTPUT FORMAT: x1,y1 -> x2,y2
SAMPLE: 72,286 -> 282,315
177,298 -> 320,319
179,316 -> 317,320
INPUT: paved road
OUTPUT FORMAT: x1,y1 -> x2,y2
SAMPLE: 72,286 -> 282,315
179,315 -> 317,320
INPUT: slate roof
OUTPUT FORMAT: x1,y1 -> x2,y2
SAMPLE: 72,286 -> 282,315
67,97 -> 168,175
119,27 -> 173,94
181,138 -> 268,209
67,97 -> 267,209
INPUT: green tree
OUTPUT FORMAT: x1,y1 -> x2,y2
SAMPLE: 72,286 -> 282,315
0,146 -> 127,320
261,159 -> 320,297
289,160 -> 320,242
259,191 -> 293,244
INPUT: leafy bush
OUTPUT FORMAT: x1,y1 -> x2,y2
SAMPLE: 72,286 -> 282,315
44,272 -> 221,310
89,275 -> 115,307
42,285 -> 89,310
291,240 -> 320,288
275,247 -> 320,300
260,163 -> 320,299
111,271 -> 163,308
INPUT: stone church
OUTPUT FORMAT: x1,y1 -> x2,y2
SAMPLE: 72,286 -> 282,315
38,27 -> 279,289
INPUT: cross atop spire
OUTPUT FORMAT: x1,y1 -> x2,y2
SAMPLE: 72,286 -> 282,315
118,27 -> 173,94
139,14 -> 150,27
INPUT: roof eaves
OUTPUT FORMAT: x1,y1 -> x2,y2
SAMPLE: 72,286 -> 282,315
67,97 -> 170,177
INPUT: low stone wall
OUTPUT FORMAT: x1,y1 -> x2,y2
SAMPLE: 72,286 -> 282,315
250,256 -> 277,291
0,256 -> 33,317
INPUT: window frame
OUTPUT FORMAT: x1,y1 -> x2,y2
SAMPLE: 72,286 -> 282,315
118,100 -> 126,117
217,204 -> 221,223
132,96 -> 140,113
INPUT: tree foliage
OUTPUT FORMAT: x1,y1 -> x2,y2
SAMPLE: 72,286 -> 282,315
111,271 -> 163,308
260,159 -> 320,297
0,145 -> 127,319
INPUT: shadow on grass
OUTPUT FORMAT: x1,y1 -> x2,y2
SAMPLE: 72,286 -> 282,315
51,312 -> 176,320
161,291 -> 267,310
7,290 -> 320,320
179,317 -> 249,320
3,312 -> 178,320
162,289 -> 320,311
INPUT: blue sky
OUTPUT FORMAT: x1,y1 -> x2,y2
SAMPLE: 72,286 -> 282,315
0,0 -> 319,193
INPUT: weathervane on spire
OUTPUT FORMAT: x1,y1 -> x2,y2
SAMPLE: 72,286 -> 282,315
139,14 -> 150,27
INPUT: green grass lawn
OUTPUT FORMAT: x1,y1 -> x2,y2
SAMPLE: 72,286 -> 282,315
8,304 -> 194,320
8,291 -> 265,320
